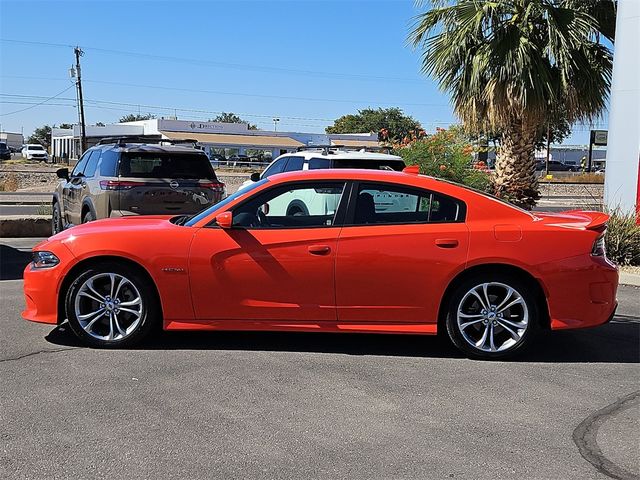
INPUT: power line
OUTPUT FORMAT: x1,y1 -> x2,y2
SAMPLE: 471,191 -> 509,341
0,85 -> 75,116
0,38 -> 427,84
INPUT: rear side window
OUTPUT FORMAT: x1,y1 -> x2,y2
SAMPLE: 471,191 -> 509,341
309,157 -> 332,169
83,150 -> 101,177
352,183 -> 464,225
283,156 -> 304,172
334,158 -> 405,171
118,152 -> 216,180
99,150 -> 120,176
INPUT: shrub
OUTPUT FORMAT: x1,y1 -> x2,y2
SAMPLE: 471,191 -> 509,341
394,127 -> 491,192
0,173 -> 19,192
605,208 -> 640,266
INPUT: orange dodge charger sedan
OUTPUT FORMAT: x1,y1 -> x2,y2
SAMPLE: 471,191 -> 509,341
23,168 -> 618,359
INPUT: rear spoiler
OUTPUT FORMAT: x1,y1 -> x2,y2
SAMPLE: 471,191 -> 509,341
563,210 -> 609,232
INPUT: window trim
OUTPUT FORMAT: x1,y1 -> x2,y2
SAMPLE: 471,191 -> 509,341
211,179 -> 351,230
343,181 -> 466,227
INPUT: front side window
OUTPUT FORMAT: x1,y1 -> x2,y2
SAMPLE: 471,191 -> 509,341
352,183 -> 464,225
261,158 -> 286,178
71,151 -> 91,176
232,182 -> 346,229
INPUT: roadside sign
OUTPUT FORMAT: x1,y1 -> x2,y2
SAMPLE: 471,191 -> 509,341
591,130 -> 608,146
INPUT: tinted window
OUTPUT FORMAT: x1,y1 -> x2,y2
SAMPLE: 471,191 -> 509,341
283,156 -> 304,172
83,150 -> 101,177
119,152 -> 215,179
71,151 -> 91,176
99,150 -> 120,176
334,158 -> 405,171
309,157 -> 332,169
352,183 -> 463,225
261,158 -> 286,178
232,182 -> 345,229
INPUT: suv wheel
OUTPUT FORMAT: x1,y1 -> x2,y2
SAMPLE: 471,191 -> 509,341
82,211 -> 95,224
445,274 -> 538,359
52,202 -> 63,234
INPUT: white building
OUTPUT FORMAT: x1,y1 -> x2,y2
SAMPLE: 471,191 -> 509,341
51,119 -> 380,161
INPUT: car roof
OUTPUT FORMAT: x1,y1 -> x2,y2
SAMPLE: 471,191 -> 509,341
281,149 -> 402,161
92,143 -> 207,154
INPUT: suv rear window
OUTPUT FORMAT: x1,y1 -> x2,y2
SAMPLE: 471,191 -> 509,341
119,152 -> 216,180
333,158 -> 405,171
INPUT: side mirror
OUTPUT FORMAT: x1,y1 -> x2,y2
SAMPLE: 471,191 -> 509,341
215,211 -> 233,229
56,168 -> 69,180
250,172 -> 261,182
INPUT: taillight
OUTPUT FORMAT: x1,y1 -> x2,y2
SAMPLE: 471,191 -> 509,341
99,180 -> 144,190
202,182 -> 225,193
591,233 -> 606,256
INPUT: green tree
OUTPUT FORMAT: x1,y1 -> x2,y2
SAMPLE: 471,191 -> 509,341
409,0 -> 614,209
95,122 -> 106,127
210,112 -> 257,129
27,125 -> 52,148
326,107 -> 423,143
119,113 -> 155,123
58,123 -> 73,130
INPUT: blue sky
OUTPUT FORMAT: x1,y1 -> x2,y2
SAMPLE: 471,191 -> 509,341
1,0 -> 604,143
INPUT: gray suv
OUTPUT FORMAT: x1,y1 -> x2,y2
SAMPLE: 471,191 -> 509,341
52,139 -> 225,234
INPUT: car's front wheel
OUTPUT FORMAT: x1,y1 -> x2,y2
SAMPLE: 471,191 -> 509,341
445,274 -> 539,359
65,263 -> 159,348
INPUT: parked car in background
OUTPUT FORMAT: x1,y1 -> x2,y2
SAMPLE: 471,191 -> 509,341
228,154 -> 250,164
24,167 -> 618,360
535,160 -> 576,172
209,153 -> 226,165
51,138 -> 225,234
22,144 -> 49,162
0,142 -> 11,160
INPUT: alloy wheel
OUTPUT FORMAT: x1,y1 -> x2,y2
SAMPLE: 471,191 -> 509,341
456,282 -> 529,353
73,272 -> 144,341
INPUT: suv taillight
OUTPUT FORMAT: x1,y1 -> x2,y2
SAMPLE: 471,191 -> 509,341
202,182 -> 225,193
99,180 -> 144,190
591,233 -> 606,257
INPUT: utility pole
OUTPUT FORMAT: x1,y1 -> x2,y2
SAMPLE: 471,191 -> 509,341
545,124 -> 551,176
74,47 -> 87,153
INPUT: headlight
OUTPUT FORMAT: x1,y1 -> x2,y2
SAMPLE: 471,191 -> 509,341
32,251 -> 60,269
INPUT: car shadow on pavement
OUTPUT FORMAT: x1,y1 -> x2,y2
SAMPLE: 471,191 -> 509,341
0,245 -> 32,280
45,318 -> 639,363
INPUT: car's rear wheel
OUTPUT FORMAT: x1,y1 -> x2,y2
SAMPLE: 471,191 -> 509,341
65,263 -> 159,348
445,274 -> 538,359
52,202 -> 63,235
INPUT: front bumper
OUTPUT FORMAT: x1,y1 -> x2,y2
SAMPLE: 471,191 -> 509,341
22,245 -> 75,325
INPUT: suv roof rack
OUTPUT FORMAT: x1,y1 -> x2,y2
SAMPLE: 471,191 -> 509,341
296,144 -> 393,154
95,135 -> 198,146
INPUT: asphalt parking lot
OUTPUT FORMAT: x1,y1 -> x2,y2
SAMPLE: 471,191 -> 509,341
0,239 -> 638,479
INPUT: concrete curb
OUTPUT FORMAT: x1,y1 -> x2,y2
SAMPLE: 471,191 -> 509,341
0,215 -> 51,238
619,272 -> 640,287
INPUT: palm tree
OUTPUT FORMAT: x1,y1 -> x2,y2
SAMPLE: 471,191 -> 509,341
409,0 -> 614,209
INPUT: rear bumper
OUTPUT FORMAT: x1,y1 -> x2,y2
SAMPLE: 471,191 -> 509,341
541,255 -> 619,330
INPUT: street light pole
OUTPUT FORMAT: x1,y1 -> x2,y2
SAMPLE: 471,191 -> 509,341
273,117 -> 280,132
74,46 -> 87,154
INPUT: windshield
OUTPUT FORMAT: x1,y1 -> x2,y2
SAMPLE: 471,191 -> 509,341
119,152 -> 216,179
184,178 -> 269,226
28,145 -> 45,151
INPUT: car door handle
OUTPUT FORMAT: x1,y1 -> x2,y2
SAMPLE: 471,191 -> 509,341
308,245 -> 331,255
435,238 -> 459,248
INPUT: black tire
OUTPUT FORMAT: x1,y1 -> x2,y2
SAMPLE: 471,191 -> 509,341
52,202 -> 64,235
445,273 -> 539,360
82,210 -> 95,224
65,262 -> 160,348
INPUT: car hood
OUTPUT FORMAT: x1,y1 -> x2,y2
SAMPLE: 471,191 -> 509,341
49,216 -> 176,241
